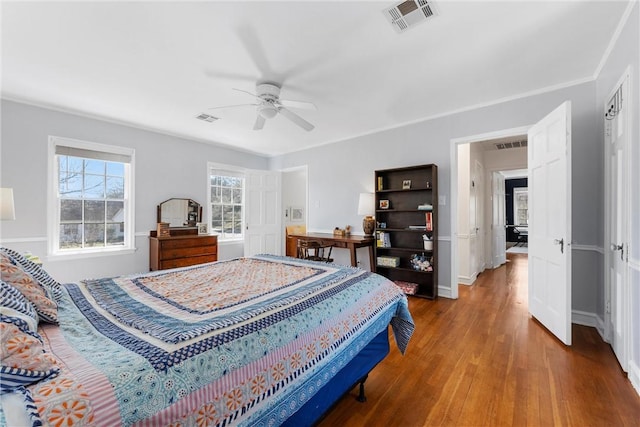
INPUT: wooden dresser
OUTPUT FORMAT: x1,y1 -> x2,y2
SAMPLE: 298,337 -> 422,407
149,228 -> 217,271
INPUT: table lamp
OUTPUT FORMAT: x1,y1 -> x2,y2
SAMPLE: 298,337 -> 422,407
357,192 -> 375,237
0,188 -> 15,220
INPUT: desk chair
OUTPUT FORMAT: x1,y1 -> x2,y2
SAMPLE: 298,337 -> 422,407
286,225 -> 307,257
297,239 -> 334,263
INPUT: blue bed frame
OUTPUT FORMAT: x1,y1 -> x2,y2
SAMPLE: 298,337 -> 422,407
282,328 -> 390,426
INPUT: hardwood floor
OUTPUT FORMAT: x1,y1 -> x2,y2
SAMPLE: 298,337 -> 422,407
318,254 -> 640,426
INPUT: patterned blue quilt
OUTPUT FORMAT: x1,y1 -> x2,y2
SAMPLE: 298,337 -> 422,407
25,255 -> 414,426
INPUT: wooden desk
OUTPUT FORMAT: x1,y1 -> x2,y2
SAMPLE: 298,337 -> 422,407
289,232 -> 375,271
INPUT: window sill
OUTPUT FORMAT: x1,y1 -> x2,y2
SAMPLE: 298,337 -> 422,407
47,247 -> 137,262
218,239 -> 244,245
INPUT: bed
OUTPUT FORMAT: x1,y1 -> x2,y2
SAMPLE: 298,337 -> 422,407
0,247 -> 414,426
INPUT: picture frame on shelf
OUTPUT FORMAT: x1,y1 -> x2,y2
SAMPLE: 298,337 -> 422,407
196,222 -> 209,235
379,199 -> 390,209
402,179 -> 411,189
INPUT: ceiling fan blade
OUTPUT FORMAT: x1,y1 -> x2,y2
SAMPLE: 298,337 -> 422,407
278,107 -> 314,132
208,103 -> 257,110
203,69 -> 257,83
279,99 -> 317,111
253,115 -> 266,131
232,88 -> 260,99
237,25 -> 281,84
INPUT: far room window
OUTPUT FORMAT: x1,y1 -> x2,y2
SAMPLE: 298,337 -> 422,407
49,136 -> 134,256
513,187 -> 528,226
208,164 -> 244,241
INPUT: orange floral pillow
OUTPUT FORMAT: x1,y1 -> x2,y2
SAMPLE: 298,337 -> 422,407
0,317 -> 60,391
0,254 -> 58,323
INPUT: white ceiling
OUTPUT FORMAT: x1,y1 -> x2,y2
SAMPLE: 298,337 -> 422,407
1,1 -> 630,157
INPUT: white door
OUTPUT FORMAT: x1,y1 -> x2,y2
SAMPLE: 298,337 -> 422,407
244,170 -> 282,256
491,172 -> 506,268
528,101 -> 572,345
605,73 -> 630,371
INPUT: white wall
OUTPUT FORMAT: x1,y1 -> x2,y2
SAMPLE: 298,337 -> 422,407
271,80 -> 601,301
0,100 -> 268,282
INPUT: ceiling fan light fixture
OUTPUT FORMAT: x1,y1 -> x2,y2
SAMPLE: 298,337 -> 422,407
258,103 -> 278,119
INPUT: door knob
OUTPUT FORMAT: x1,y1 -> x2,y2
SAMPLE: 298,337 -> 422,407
611,243 -> 624,261
554,238 -> 564,254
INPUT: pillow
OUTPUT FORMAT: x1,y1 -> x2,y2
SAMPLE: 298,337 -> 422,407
0,254 -> 58,324
0,247 -> 63,301
0,281 -> 38,328
0,315 -> 60,393
0,281 -> 38,333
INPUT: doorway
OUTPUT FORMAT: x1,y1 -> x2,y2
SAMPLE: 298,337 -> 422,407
455,133 -> 528,288
281,166 -> 308,256
453,103 -> 573,345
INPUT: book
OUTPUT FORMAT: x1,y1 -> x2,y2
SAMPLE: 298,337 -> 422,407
376,231 -> 391,248
425,212 -> 433,232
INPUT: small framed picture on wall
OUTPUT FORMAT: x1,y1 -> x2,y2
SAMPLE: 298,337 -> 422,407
291,207 -> 304,222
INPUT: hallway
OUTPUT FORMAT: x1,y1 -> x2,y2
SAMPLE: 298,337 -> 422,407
319,254 -> 640,426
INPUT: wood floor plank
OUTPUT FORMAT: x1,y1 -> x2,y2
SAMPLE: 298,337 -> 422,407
317,254 -> 640,426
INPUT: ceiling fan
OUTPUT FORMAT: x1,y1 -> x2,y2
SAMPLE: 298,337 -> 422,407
210,82 -> 316,131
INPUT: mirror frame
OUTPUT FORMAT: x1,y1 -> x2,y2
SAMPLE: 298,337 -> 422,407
157,198 -> 202,228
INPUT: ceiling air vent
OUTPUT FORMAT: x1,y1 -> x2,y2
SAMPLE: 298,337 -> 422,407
495,140 -> 528,150
383,0 -> 438,33
195,113 -> 219,123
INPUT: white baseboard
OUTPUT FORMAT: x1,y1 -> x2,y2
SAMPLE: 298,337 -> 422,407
571,309 -> 599,328
629,360 -> 640,397
438,285 -> 453,299
457,273 -> 477,286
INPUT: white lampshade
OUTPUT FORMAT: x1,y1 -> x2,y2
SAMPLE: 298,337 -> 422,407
357,192 -> 374,216
0,188 -> 15,220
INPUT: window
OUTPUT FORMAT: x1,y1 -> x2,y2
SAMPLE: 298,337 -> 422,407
208,164 -> 244,241
49,137 -> 134,255
513,187 -> 528,226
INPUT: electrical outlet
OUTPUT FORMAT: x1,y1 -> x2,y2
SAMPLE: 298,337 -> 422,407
438,195 -> 446,205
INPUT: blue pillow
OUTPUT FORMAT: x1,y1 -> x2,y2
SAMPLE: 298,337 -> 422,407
0,281 -> 37,325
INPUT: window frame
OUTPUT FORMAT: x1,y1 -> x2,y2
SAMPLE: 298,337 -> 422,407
48,136 -> 135,258
513,186 -> 528,226
207,162 -> 245,243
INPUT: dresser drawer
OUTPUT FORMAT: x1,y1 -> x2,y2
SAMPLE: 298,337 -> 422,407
160,245 -> 217,260
149,234 -> 218,271
160,236 -> 217,250
159,254 -> 217,270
